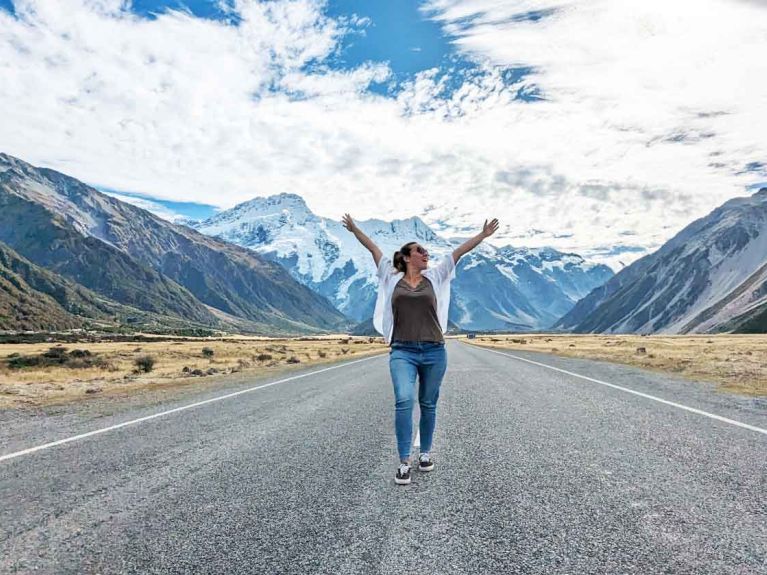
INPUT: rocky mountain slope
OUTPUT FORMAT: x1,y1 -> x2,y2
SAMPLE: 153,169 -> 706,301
0,241 -> 85,331
0,153 -> 348,334
0,240 -> 241,333
556,188 -> 767,334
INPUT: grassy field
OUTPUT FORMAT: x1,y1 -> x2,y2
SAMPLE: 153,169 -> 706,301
4,332 -> 765,406
464,334 -> 767,396
0,335 -> 387,408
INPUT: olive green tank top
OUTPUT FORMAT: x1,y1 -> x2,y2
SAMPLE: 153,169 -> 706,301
391,276 -> 444,343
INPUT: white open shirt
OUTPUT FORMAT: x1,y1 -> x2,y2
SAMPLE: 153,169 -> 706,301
372,254 -> 457,344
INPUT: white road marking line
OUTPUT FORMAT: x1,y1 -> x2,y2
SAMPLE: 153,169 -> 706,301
470,344 -> 767,436
0,353 -> 388,463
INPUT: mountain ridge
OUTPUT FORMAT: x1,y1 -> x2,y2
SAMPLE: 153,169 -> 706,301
0,153 -> 349,334
555,187 -> 767,334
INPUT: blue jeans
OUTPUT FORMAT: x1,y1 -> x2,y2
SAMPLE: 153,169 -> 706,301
388,341 -> 447,461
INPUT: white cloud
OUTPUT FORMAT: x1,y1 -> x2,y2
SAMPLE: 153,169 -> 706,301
102,190 -> 187,222
420,0 -> 767,249
1,0 -> 766,271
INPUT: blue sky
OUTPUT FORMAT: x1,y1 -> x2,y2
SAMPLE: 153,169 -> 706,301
0,0 -> 535,98
99,187 -> 220,221
324,0 -> 536,99
1,0 -> 766,269
115,0 -> 533,98
122,1 -> 488,77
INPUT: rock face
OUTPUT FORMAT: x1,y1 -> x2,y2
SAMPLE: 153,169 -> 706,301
0,153 -> 348,334
194,194 -> 613,331
555,188 -> 767,334
0,240 -> 249,333
0,241 -> 86,331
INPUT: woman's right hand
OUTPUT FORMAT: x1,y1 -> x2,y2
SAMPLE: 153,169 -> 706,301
342,213 -> 382,264
341,213 -> 358,233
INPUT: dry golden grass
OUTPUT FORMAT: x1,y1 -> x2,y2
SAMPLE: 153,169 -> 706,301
0,336 -> 387,408
464,334 -> 767,396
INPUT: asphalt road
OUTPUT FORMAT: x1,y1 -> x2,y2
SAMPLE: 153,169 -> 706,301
1,340 -> 765,574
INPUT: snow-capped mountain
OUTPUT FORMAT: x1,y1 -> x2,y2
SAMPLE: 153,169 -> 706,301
556,188 -> 767,334
0,153 -> 347,334
193,193 -> 613,331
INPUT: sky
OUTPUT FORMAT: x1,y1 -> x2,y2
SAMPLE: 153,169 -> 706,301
1,0 -> 766,270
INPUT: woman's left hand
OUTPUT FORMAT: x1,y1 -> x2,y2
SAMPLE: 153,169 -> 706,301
481,218 -> 499,238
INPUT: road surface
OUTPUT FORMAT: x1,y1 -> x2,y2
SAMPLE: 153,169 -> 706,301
1,340 -> 765,574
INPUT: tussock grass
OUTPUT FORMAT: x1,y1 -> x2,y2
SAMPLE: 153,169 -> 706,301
0,336 -> 387,407
465,334 -> 767,396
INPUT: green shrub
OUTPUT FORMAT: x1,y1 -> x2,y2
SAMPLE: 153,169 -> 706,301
201,347 -> 214,358
42,347 -> 69,363
286,356 -> 301,364
68,349 -> 92,358
134,355 -> 156,373
6,348 -> 107,370
7,355 -> 43,369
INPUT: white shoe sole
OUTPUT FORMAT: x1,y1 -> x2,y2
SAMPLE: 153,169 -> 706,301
419,464 -> 434,472
395,476 -> 411,485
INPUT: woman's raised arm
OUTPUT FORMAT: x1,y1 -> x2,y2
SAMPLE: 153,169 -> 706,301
342,213 -> 383,267
451,218 -> 499,264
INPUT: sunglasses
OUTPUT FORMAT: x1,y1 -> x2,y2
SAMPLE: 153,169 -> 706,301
413,246 -> 429,257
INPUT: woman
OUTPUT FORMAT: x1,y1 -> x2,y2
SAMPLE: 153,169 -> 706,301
342,214 -> 499,485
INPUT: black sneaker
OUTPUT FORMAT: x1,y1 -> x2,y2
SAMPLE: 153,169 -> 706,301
418,453 -> 434,472
395,463 -> 412,485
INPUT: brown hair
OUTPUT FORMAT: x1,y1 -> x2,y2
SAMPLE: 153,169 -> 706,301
393,242 -> 418,273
